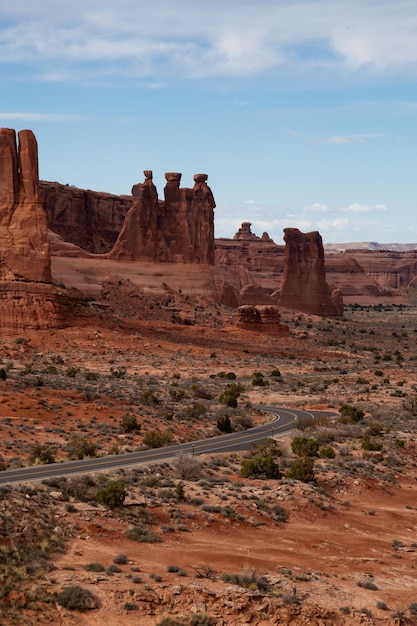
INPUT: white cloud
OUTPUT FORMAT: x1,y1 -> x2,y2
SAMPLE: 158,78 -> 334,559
0,1 -> 416,81
304,203 -> 329,213
342,203 -> 388,214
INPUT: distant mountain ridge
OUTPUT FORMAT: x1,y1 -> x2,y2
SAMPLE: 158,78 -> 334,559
324,242 -> 417,252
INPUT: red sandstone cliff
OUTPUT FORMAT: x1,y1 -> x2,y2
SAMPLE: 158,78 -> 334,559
109,171 -> 215,264
279,228 -> 343,316
39,181 -> 131,254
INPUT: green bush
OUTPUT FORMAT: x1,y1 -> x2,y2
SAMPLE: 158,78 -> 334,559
240,439 -> 282,479
0,368 -> 7,381
286,457 -> 315,483
362,435 -> 383,451
367,422 -> 383,436
141,390 -> 160,405
252,372 -> 268,387
143,430 -> 173,449
291,436 -> 320,457
219,382 -> 243,408
339,404 -> 364,422
29,443 -> 56,465
217,414 -> 232,433
217,371 -> 236,380
56,586 -> 96,611
97,480 -> 126,509
67,433 -> 97,460
319,445 -> 336,459
121,414 -> 141,433
83,562 -> 105,572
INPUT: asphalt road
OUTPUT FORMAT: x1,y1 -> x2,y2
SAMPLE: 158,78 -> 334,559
0,406 -> 335,486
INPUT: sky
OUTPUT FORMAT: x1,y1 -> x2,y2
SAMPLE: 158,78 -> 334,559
1,0 -> 416,244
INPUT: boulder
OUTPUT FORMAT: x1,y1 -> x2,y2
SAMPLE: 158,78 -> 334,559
279,228 -> 344,316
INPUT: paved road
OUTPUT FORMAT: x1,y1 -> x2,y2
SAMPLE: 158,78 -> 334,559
0,406 -> 335,486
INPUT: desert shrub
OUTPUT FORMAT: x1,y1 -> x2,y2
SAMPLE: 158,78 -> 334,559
172,453 -> 203,480
240,439 -> 282,479
97,480 -> 126,509
110,366 -> 126,379
286,457 -> 315,483
65,366 -> 78,377
156,618 -> 187,626
221,566 -> 269,591
67,433 -> 97,460
295,414 -> 315,431
124,602 -> 138,611
339,404 -> 364,422
272,503 -> 288,522
241,454 -> 281,479
121,414 -> 141,433
217,371 -> 236,380
106,564 -> 122,574
113,554 -> 128,565
169,387 -> 186,401
319,445 -> 336,459
395,438 -> 405,448
184,402 -> 206,418
217,413 -> 232,433
367,422 -> 383,436
291,436 -> 320,457
252,372 -> 268,386
270,369 -> 281,377
84,371 -> 99,381
357,579 -> 378,590
362,435 -> 383,451
126,525 -> 161,543
190,614 -> 214,626
29,443 -> 56,465
141,390 -> 160,405
409,603 -> 417,615
376,601 -> 388,610
219,383 -> 243,408
0,368 -> 7,380
83,562 -> 105,572
143,430 -> 173,449
56,586 -> 96,611
233,414 -> 254,430
191,384 -> 213,399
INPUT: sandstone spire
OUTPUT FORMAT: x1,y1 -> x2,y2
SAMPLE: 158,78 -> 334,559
0,128 -> 51,282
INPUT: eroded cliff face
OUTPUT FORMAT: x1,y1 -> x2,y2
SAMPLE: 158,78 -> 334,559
279,228 -> 344,316
39,181 -> 131,254
0,128 -> 51,282
109,171 -> 215,264
0,128 -> 81,331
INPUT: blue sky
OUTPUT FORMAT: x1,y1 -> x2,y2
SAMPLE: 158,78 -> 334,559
1,0 -> 416,244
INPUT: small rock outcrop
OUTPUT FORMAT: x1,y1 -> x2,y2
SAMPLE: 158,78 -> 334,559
0,128 -> 51,282
109,171 -> 215,264
279,228 -> 343,316
237,305 -> 289,334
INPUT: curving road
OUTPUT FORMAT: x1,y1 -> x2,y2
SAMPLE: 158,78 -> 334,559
0,406 -> 336,486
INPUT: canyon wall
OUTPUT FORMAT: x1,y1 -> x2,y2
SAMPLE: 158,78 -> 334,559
40,181 -> 131,254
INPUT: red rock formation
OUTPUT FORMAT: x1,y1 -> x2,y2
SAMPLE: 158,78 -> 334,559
237,305 -> 289,334
0,128 -> 51,282
109,171 -> 215,264
279,228 -> 343,316
0,128 -> 85,331
40,181 -> 131,254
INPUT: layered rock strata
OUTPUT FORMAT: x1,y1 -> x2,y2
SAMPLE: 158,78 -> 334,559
237,305 -> 289,334
40,181 -> 131,253
279,228 -> 344,316
109,171 -> 215,264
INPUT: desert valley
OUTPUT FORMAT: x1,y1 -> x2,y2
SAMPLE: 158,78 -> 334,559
1,128 -> 417,626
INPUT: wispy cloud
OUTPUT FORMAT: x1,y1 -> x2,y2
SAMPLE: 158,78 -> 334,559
342,203 -> 388,213
0,1 -> 416,82
0,112 -> 78,121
